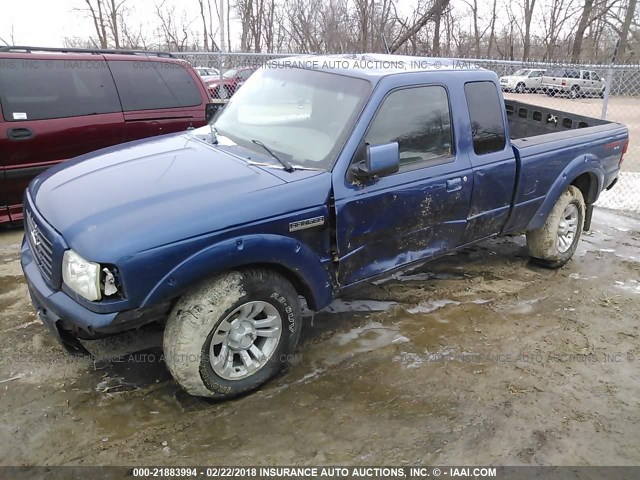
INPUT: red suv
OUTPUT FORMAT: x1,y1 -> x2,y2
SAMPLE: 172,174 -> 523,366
207,67 -> 256,99
0,46 -> 214,225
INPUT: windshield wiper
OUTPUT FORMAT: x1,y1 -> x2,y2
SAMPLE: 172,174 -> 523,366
209,124 -> 218,144
251,139 -> 294,172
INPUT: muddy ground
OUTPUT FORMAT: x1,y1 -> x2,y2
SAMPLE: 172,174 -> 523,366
1,208 -> 639,467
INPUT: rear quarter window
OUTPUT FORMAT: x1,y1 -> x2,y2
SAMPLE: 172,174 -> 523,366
108,60 -> 203,111
0,58 -> 121,121
464,81 -> 506,155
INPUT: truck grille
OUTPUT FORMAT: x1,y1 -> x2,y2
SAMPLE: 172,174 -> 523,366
25,209 -> 54,282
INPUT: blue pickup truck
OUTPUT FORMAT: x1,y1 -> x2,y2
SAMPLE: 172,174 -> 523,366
21,54 -> 628,399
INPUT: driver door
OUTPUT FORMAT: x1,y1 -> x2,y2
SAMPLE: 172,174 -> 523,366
334,85 -> 473,286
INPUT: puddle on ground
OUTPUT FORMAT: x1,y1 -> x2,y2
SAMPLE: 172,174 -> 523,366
578,228 -> 640,263
407,298 -> 492,315
320,299 -> 398,314
92,347 -> 172,393
495,297 -> 545,315
614,279 -> 640,294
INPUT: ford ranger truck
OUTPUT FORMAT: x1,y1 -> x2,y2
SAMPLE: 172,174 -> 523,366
21,55 -> 629,399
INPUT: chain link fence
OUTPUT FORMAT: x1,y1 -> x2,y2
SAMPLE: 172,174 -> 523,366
174,52 -> 640,214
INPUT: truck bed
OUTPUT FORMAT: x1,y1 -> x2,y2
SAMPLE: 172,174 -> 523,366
505,99 -> 610,139
502,99 -> 628,236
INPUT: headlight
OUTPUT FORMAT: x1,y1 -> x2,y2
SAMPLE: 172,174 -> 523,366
62,250 -> 101,301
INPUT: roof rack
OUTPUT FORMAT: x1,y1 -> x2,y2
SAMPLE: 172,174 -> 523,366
0,45 -> 176,58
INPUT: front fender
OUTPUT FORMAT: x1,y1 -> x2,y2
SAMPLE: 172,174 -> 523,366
141,234 -> 335,310
527,155 -> 603,231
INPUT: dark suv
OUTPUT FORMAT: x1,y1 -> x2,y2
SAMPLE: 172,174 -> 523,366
0,46 -> 214,225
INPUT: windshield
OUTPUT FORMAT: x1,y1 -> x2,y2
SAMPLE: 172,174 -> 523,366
223,69 -> 238,79
513,69 -> 531,76
212,67 -> 371,170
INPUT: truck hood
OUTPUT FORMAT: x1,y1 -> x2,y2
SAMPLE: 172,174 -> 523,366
30,132 -> 322,259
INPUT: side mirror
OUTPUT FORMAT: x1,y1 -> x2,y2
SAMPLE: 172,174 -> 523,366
351,142 -> 400,181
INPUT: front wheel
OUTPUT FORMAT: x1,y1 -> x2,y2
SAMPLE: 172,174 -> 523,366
515,82 -> 526,94
163,269 -> 302,399
526,186 -> 585,268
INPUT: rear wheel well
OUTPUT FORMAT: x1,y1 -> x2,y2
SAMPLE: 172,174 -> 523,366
571,173 -> 598,205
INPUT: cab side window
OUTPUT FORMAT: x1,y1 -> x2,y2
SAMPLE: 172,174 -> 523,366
365,86 -> 453,167
464,81 -> 506,155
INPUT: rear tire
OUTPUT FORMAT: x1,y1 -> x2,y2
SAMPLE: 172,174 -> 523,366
526,186 -> 585,268
570,85 -> 580,99
163,269 -> 302,399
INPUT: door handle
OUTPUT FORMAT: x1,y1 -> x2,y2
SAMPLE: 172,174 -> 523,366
7,128 -> 34,140
446,177 -> 463,192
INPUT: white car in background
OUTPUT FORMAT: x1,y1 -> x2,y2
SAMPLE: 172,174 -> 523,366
195,67 -> 220,82
499,68 -> 547,93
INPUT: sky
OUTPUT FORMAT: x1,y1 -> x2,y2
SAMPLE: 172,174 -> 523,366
0,0 -> 224,48
2,0 -> 97,46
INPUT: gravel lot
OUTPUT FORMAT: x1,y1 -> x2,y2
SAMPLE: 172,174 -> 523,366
1,208 -> 639,466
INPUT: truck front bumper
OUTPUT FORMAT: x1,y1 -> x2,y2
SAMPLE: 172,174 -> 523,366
21,238 -> 169,353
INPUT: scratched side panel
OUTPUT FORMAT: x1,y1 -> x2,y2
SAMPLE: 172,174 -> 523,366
334,167 -> 472,286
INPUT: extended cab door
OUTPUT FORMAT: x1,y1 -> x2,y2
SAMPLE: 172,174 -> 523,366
334,84 -> 473,286
107,59 -> 205,140
462,81 -> 517,242
0,56 -> 126,222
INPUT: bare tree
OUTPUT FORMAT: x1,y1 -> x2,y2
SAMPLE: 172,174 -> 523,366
496,3 -> 518,59
486,0 -> 498,56
197,0 -> 220,51
0,24 -> 17,46
571,0 -> 594,60
617,0 -> 638,61
62,0 -> 633,63
155,0 -> 196,51
463,0 -> 482,56
83,0 -> 109,48
390,0 -> 450,53
539,0 -> 580,61
521,0 -> 537,59
79,0 -> 130,49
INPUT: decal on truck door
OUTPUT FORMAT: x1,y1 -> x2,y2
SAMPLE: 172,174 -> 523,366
289,216 -> 325,232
